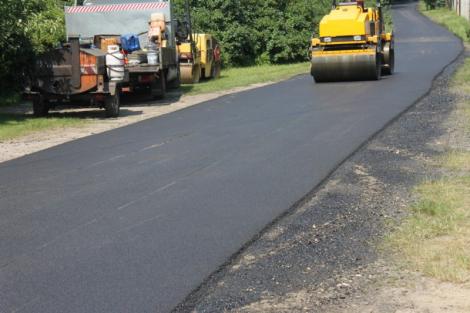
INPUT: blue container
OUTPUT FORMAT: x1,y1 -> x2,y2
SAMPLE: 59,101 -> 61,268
121,34 -> 140,52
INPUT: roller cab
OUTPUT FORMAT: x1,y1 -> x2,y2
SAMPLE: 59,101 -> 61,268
310,0 -> 394,82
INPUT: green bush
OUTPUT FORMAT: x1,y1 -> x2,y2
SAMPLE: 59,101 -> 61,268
173,0 -> 332,67
436,0 -> 446,7
0,0 -> 73,96
423,0 -> 438,9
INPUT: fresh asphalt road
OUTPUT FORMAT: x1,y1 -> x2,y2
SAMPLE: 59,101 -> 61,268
0,4 -> 462,313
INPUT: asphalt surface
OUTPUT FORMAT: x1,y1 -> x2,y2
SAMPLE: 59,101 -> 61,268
188,33 -> 468,313
0,3 -> 462,313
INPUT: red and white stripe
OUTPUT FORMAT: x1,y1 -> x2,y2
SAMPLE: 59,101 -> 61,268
68,3 -> 167,13
81,65 -> 97,75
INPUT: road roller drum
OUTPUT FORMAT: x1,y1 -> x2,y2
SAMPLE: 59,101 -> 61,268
180,64 -> 201,84
311,49 -> 381,82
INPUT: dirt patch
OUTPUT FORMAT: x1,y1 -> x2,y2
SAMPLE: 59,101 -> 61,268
0,83 -> 271,163
344,271 -> 470,313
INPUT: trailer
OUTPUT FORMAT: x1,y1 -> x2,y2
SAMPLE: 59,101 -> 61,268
22,0 -> 184,117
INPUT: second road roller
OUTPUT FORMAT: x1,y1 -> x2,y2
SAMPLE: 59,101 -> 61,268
310,0 -> 394,82
178,33 -> 222,84
176,0 -> 221,84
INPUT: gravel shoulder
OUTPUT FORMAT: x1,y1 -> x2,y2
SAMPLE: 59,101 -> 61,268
1,47 -> 470,312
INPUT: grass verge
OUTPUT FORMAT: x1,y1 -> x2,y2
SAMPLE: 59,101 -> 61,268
180,62 -> 309,96
418,3 -> 470,42
0,114 -> 86,141
383,174 -> 470,283
382,8 -> 470,284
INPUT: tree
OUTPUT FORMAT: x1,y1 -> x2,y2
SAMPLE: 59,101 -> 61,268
173,0 -> 331,67
0,0 -> 73,95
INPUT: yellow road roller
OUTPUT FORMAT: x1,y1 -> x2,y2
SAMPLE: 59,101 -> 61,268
177,0 -> 221,84
310,0 -> 394,82
178,33 -> 222,84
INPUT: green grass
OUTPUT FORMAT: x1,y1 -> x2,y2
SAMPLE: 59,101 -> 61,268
451,59 -> 470,109
0,114 -> 86,141
442,149 -> 470,172
381,6 -> 470,283
180,62 -> 310,96
419,3 -> 470,42
450,54 -> 470,131
383,175 -> 470,283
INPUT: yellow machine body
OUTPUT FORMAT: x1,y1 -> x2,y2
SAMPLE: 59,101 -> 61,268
310,2 -> 394,82
319,5 -> 370,39
178,33 -> 221,84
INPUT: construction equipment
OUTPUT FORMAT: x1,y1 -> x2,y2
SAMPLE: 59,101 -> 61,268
176,0 -> 221,84
178,33 -> 221,84
309,0 -> 394,82
22,0 -> 187,118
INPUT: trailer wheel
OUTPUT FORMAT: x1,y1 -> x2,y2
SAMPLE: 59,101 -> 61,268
105,90 -> 121,118
33,100 -> 50,117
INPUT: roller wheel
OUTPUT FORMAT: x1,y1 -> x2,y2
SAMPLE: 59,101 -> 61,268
311,49 -> 382,83
180,64 -> 200,84
105,90 -> 120,118
211,63 -> 221,79
381,42 -> 395,76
